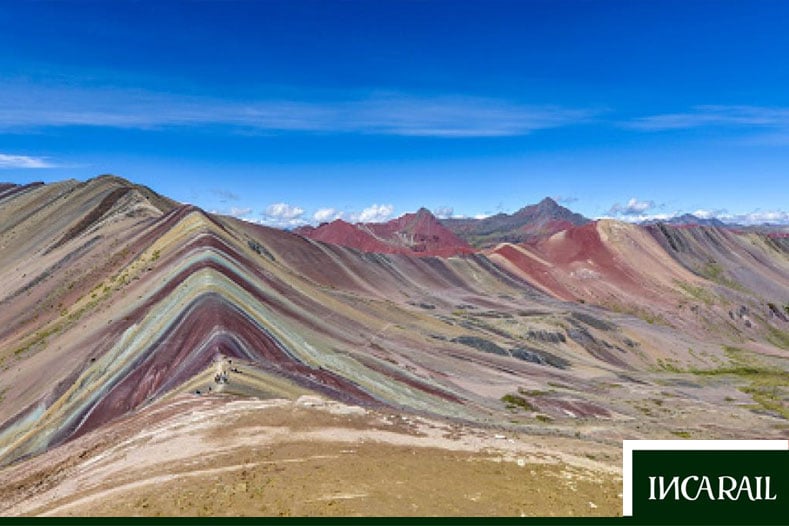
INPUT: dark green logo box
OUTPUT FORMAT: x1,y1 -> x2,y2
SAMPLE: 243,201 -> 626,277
633,450 -> 788,525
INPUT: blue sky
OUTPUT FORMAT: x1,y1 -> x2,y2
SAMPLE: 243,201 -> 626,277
1,0 -> 788,226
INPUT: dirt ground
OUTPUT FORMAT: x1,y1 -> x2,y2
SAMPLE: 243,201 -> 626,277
0,395 -> 622,517
65,442 -> 620,517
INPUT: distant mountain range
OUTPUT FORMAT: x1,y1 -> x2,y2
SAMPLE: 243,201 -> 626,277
295,197 -> 788,256
640,213 -> 789,235
442,197 -> 590,247
296,197 -> 591,255
641,213 -> 729,228
294,207 -> 475,257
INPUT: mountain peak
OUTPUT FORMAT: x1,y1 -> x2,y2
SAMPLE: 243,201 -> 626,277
518,197 -> 565,216
537,197 -> 559,208
90,174 -> 136,187
443,197 -> 589,248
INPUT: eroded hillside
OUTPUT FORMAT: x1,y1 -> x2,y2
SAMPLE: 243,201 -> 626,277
0,177 -> 786,516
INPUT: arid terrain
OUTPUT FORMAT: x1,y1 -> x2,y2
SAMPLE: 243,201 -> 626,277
0,176 -> 786,516
0,396 -> 622,516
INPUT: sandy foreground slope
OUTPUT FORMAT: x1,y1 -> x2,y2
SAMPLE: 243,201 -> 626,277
0,394 -> 622,517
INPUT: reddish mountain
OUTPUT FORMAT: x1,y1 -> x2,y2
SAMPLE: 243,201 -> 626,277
294,219 -> 398,254
295,208 -> 475,257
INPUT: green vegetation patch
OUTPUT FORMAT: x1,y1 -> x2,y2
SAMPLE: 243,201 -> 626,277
691,346 -> 789,419
656,357 -> 683,373
501,393 -> 536,412
698,262 -> 748,292
518,388 -> 550,397
11,323 -> 62,357
676,281 -> 716,306
766,326 -> 789,350
605,301 -> 670,326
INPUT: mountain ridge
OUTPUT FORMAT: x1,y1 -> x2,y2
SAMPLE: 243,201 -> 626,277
0,177 -> 787,515
295,207 -> 475,257
442,197 -> 590,247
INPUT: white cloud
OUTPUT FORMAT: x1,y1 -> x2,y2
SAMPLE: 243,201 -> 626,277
727,210 -> 789,225
0,81 -> 598,138
351,204 -> 394,223
209,206 -> 256,222
691,209 -> 726,220
552,195 -> 578,204
661,208 -> 788,226
264,202 -> 304,220
256,202 -> 307,229
596,207 -> 789,226
228,206 -> 252,218
0,153 -> 58,168
211,189 -> 239,202
434,206 -> 454,219
607,198 -> 656,216
350,95 -> 596,137
313,208 -> 344,223
597,212 -> 677,223
626,105 -> 789,131
692,209 -> 713,219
